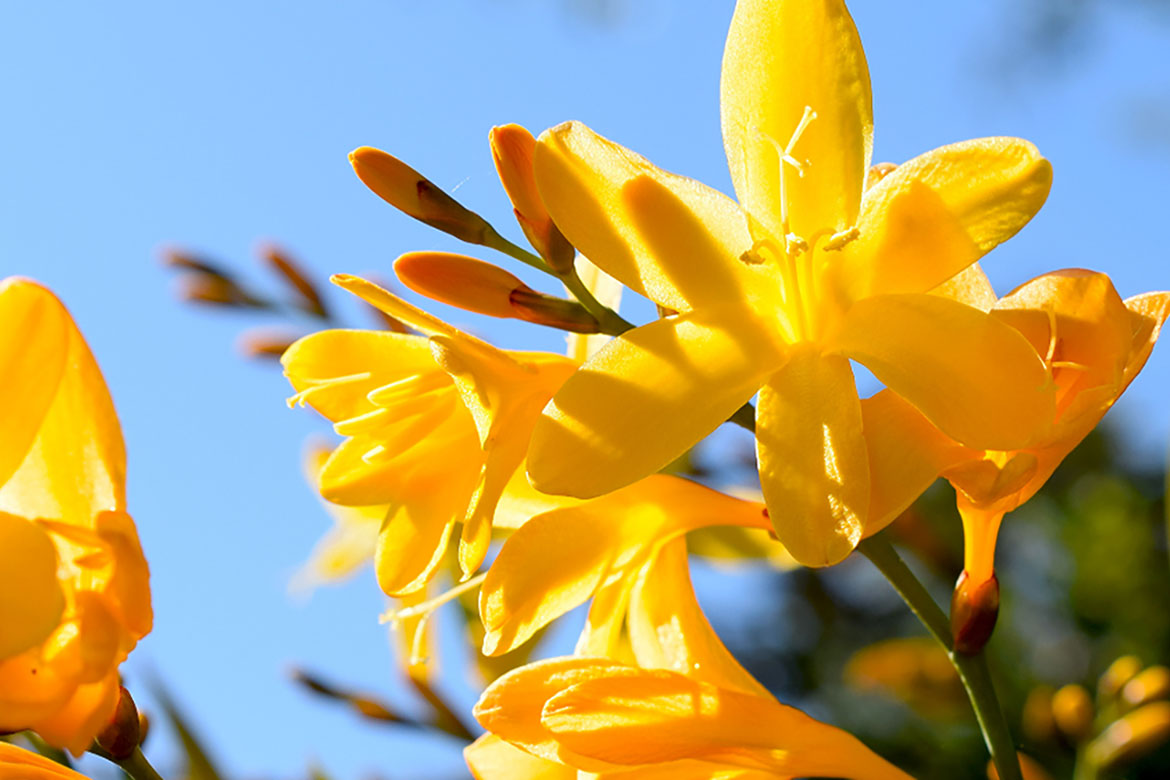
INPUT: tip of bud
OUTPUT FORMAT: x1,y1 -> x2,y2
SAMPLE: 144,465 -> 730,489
951,570 -> 1000,655
95,686 -> 142,760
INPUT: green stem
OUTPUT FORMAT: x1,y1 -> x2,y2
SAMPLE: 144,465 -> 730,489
857,535 -> 1022,780
558,265 -> 634,336
92,747 -> 167,780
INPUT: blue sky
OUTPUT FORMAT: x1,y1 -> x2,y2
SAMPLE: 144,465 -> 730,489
2,2 -> 1167,778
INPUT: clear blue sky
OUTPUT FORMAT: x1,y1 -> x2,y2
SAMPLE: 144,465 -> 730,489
2,2 -> 1167,779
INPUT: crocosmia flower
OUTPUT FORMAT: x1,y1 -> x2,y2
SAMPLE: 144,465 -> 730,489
0,278 -> 151,756
526,0 -> 1056,567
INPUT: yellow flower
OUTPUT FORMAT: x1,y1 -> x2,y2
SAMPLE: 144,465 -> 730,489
0,278 -> 151,756
283,275 -> 576,592
0,742 -> 92,780
869,270 -> 1169,649
469,539 -> 914,779
526,0 -> 1056,567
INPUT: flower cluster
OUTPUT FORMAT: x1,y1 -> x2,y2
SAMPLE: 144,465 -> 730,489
276,0 -> 1169,777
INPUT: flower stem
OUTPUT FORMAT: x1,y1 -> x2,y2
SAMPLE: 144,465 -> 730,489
857,535 -> 1022,780
92,748 -> 166,780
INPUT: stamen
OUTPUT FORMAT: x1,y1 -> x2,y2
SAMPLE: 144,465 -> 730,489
754,105 -> 818,248
333,407 -> 393,437
367,372 -> 450,406
379,573 -> 487,626
286,372 -> 373,409
1044,309 -> 1059,365
1050,360 -> 1092,372
823,226 -> 860,252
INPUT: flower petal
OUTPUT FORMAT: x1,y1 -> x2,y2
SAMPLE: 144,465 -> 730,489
0,512 -> 65,658
628,539 -> 769,697
534,121 -> 768,312
1122,291 -> 1170,388
831,293 -> 1055,450
543,670 -> 913,779
756,346 -> 869,567
834,138 -> 1052,300
860,391 -> 966,536
529,308 -> 783,499
464,734 -> 576,780
0,279 -> 69,488
0,743 -> 91,780
473,656 -> 632,766
480,475 -> 768,656
0,288 -> 127,523
722,0 -> 872,241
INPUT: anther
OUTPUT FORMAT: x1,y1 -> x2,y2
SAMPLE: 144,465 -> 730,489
823,226 -> 860,252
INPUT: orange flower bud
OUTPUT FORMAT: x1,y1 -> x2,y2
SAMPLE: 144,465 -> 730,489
950,570 -> 999,655
1052,684 -> 1094,742
1123,665 -> 1170,708
238,329 -> 302,361
95,686 -> 141,760
490,124 -> 575,272
509,287 -> 601,334
1086,701 -> 1170,771
1022,686 -> 1057,743
1099,655 -> 1144,701
350,147 -> 495,245
396,252 -> 527,320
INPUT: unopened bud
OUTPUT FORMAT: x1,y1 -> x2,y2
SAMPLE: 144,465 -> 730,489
137,711 -> 151,747
262,245 -> 328,319
350,147 -> 496,245
95,686 -> 141,760
490,124 -> 575,272
1052,684 -> 1094,742
1123,665 -> 1170,708
950,570 -> 999,655
865,162 -> 899,190
509,287 -> 600,333
396,251 -> 527,319
1086,701 -> 1170,771
1099,655 -> 1143,701
161,249 -> 232,279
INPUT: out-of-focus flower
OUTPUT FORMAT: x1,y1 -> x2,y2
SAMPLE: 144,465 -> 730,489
526,0 -> 1055,568
283,275 -> 576,592
844,637 -> 965,719
0,278 -> 151,756
0,742 -> 91,780
986,753 -> 1054,780
1086,701 -> 1170,773
470,540 -> 913,780
1052,684 -> 1094,741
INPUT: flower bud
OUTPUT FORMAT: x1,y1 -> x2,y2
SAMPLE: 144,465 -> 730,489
261,244 -> 328,318
350,146 -> 497,245
95,686 -> 141,760
1099,655 -> 1144,701
1086,701 -> 1170,772
509,287 -> 600,334
1123,665 -> 1170,708
396,252 -> 527,319
490,124 -> 575,272
986,753 -> 1054,780
1052,684 -> 1094,742
238,329 -> 301,361
1022,686 -> 1057,743
950,570 -> 999,655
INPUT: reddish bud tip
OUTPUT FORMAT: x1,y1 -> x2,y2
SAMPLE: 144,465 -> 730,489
951,570 -> 1000,655
95,686 -> 141,760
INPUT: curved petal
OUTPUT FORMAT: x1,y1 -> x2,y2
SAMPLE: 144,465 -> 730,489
831,293 -> 1055,450
628,539 -> 769,697
0,743 -> 91,780
0,278 -> 69,487
32,671 -> 120,756
282,329 -> 437,423
543,670 -> 913,780
480,475 -> 768,656
473,657 -> 632,767
528,308 -> 783,499
833,138 -> 1052,300
756,347 -> 869,567
464,734 -> 576,780
722,0 -> 872,241
1122,290 -> 1170,389
860,391 -> 968,536
0,512 -> 65,657
534,121 -> 770,312
0,291 -> 127,523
